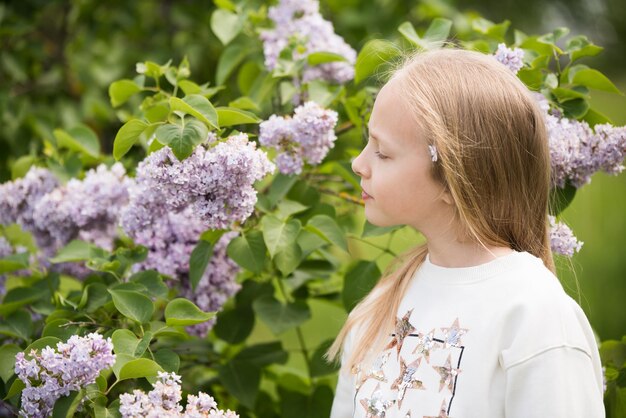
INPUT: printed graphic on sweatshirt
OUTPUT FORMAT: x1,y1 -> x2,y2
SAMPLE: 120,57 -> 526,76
353,312 -> 468,418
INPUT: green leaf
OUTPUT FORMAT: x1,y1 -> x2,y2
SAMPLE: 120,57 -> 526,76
423,18 -> 452,48
305,215 -> 348,252
214,306 -> 255,344
109,79 -> 142,107
0,310 -> 32,340
113,119 -> 149,160
78,282 -> 110,312
1,224 -> 37,253
252,295 -> 311,335
276,200 -> 309,219
164,298 -> 215,326
129,270 -> 168,299
49,239 -> 99,263
108,289 -> 154,324
570,68 -> 622,94
274,243 -> 303,276
226,231 -> 267,273
398,21 -> 421,46
189,240 -> 213,291
582,108 -> 612,126
118,358 -> 163,381
53,124 -> 100,158
42,319 -> 78,341
52,389 -> 84,418
267,174 -> 298,207
0,252 -> 29,274
228,96 -> 261,111
355,39 -> 399,84
170,95 -> 219,129
216,107 -> 261,126
155,119 -> 208,160
216,43 -> 250,85
0,344 -> 20,383
210,9 -> 242,45
0,286 -> 49,316
218,360 -> 260,409
6,378 -> 26,400
307,52 -> 348,65
560,98 -> 589,119
234,342 -> 288,367
310,339 -> 339,377
362,221 -> 401,237
261,216 -> 302,258
342,261 -> 381,312
134,331 -> 153,357
111,329 -> 140,355
153,349 -> 180,373
549,183 -> 577,216
24,337 -> 62,354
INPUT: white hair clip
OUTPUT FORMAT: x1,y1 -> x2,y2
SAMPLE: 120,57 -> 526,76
428,145 -> 438,162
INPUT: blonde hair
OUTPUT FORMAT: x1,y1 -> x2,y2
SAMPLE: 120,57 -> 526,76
327,48 -> 555,372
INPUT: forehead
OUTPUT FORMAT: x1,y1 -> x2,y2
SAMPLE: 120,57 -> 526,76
368,78 -> 422,147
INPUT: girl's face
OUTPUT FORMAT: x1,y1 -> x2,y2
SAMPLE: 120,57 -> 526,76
351,78 -> 453,233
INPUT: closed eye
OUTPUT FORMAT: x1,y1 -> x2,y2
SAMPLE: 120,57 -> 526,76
375,151 -> 389,160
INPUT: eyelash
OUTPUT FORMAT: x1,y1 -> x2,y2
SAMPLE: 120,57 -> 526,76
375,151 -> 389,160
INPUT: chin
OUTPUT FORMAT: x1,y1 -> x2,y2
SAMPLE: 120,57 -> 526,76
364,211 -> 398,228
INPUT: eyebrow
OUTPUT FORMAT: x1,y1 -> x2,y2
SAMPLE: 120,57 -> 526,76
367,128 -> 385,145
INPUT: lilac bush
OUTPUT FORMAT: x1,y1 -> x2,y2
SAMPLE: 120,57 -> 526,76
119,372 -> 239,418
14,333 -> 116,418
259,101 -> 338,174
260,0 -> 356,84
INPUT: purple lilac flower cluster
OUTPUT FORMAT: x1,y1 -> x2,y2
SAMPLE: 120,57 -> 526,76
120,136 -> 270,333
259,101 -> 338,174
121,134 -> 274,232
33,163 -> 130,253
119,371 -> 239,418
536,95 -> 626,188
14,333 -> 116,418
549,215 -> 583,257
260,0 -> 356,84
0,167 -> 59,250
493,43 -> 525,74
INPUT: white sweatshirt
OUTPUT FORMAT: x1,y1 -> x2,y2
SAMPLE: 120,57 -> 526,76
330,251 -> 605,418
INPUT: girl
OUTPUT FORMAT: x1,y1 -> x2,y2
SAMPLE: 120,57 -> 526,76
328,49 -> 605,417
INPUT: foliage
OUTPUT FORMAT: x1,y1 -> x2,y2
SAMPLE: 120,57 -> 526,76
1,0 -> 625,417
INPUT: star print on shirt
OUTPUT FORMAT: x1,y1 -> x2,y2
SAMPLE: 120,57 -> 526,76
411,329 -> 439,363
386,309 -> 416,356
360,384 -> 396,418
390,357 -> 425,409
364,350 -> 392,383
433,355 -> 461,393
440,318 -> 467,348
423,399 -> 450,418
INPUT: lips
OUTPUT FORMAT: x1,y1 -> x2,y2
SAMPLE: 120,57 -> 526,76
361,187 -> 372,200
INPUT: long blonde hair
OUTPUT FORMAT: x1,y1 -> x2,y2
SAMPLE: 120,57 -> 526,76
327,48 -> 555,372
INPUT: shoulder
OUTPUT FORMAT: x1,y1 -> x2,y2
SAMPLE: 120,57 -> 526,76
497,252 -> 598,369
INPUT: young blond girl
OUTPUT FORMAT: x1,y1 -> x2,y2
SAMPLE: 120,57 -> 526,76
328,49 -> 605,417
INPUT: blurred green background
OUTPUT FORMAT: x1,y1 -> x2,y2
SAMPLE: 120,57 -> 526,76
1,0 -> 624,343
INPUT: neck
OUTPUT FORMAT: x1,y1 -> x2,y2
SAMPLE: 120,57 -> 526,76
423,227 -> 513,268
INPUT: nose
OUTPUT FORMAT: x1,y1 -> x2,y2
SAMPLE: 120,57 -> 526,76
352,150 -> 369,178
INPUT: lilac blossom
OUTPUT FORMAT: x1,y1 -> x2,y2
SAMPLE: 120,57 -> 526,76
260,0 -> 356,84
121,134 -> 274,232
549,216 -> 583,257
14,333 -> 115,418
0,167 -> 59,250
493,43 -> 525,74
33,163 -> 130,253
119,372 -> 239,418
259,101 -> 338,174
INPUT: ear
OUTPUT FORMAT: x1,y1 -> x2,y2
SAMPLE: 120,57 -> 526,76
441,187 -> 454,206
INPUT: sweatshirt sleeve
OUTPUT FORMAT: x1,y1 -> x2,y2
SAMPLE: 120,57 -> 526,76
330,330 -> 355,418
504,346 -> 605,418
